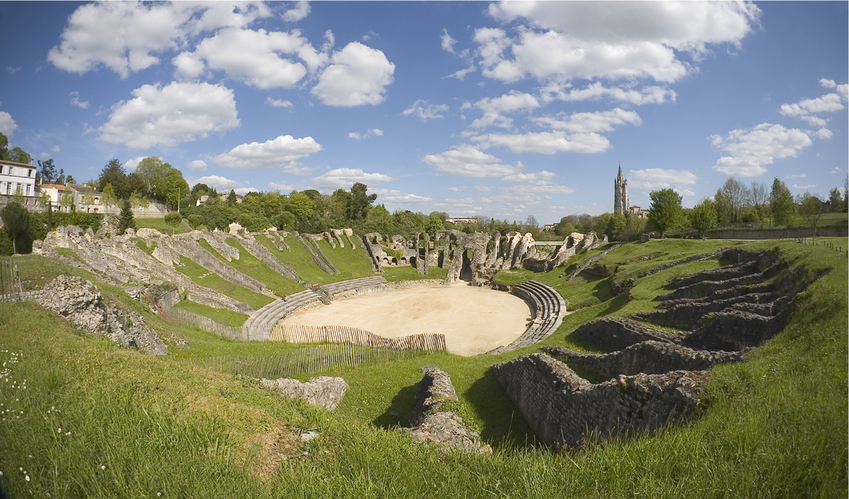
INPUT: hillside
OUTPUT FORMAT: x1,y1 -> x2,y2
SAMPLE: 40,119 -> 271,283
0,232 -> 846,497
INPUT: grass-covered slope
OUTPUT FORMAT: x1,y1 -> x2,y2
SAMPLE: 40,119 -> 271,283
0,238 -> 845,497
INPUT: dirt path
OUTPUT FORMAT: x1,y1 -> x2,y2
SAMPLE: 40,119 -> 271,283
283,282 -> 531,356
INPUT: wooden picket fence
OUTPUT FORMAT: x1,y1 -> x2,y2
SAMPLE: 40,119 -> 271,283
199,343 -> 425,379
270,323 -> 446,352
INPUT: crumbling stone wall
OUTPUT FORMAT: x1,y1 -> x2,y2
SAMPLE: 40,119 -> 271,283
493,353 -> 707,450
401,366 -> 491,454
261,376 -> 347,410
37,275 -> 168,355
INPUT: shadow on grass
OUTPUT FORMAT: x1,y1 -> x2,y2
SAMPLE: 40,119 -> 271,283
372,382 -> 419,429
464,368 -> 539,450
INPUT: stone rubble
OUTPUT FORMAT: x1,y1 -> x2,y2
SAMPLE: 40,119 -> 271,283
260,376 -> 348,411
36,275 -> 168,355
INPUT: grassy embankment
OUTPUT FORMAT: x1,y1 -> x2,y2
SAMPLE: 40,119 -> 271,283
0,237 -> 845,497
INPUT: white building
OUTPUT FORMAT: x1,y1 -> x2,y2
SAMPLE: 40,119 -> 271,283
0,159 -> 38,209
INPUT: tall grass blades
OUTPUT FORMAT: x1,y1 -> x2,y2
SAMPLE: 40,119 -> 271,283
199,344 -> 425,379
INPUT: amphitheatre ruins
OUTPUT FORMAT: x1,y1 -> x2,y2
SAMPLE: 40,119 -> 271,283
18,211 -> 817,452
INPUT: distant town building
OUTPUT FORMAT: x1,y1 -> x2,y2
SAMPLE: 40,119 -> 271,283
614,164 -> 629,215
628,205 -> 649,219
66,184 -> 103,213
0,159 -> 38,209
445,217 -> 477,227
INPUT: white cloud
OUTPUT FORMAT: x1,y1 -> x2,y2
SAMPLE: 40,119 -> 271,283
282,1 -> 310,22
791,184 -> 817,190
780,92 -> 844,116
474,186 -> 492,192
69,91 -> 89,109
471,131 -> 611,154
475,2 -> 759,84
124,156 -> 151,172
464,91 -> 540,131
311,42 -> 394,107
441,29 -> 457,54
188,174 -> 250,192
540,81 -> 676,105
6,67 -> 22,74
402,100 -> 449,121
831,167 -> 843,174
372,188 -> 431,204
501,171 -> 558,183
99,82 -> 239,150
711,123 -> 812,177
269,181 -> 296,192
815,128 -> 833,140
311,168 -> 393,190
211,134 -> 322,173
447,186 -> 467,192
820,78 -> 836,88
51,146 -> 61,153
533,108 -> 642,133
175,28 -> 326,88
0,112 -> 18,135
48,2 -> 272,78
628,168 -> 698,193
348,129 -> 383,140
786,173 -> 807,179
422,144 -> 522,177
38,152 -> 51,160
187,160 -> 208,172
267,97 -> 293,108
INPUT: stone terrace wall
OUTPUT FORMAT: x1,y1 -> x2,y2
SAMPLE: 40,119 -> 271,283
493,353 -> 708,450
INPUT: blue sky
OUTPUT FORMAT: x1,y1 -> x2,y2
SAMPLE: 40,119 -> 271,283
0,1 -> 846,223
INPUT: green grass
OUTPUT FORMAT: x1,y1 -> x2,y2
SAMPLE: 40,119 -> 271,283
175,255 -> 273,310
381,264 -> 448,281
315,239 -> 377,281
221,238 -> 305,296
172,300 -> 249,328
254,234 -> 336,285
135,217 -> 188,234
1,239 -> 845,497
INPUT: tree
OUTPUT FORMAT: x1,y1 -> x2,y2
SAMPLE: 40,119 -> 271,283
715,178 -> 750,225
100,183 -> 117,211
9,147 -> 31,165
647,188 -> 683,237
828,187 -> 844,213
135,157 -> 169,196
97,159 -> 132,199
81,186 -> 96,212
424,211 -> 445,236
346,182 -> 377,220
0,133 -> 8,160
117,199 -> 136,235
164,212 -> 183,235
770,178 -> 796,226
750,181 -> 768,226
689,198 -> 718,236
0,202 -> 30,254
59,191 -> 74,212
129,191 -> 149,210
227,189 -> 237,204
38,159 -> 58,183
797,191 -> 824,235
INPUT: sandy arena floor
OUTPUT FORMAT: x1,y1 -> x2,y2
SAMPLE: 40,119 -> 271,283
282,282 -> 531,356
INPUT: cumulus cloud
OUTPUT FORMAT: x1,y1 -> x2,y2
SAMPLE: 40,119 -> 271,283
0,111 -> 18,135
473,2 -> 759,84
501,171 -> 558,183
48,2 -> 272,78
348,129 -> 383,140
267,97 -> 293,108
69,91 -> 89,109
211,134 -> 322,173
402,99 -> 449,121
99,82 -> 239,150
540,81 -> 676,105
188,175 -> 252,193
463,91 -> 540,131
282,1 -> 310,22
628,168 -> 698,195
51,145 -> 61,153
422,144 -> 523,177
311,42 -> 394,107
533,108 -> 642,133
785,173 -> 807,179
447,186 -> 467,192
471,131 -> 611,154
372,187 -> 431,204
441,29 -> 457,54
710,123 -> 812,177
269,181 -> 297,192
124,156 -> 151,172
6,67 -> 22,74
187,160 -> 208,172
311,168 -> 393,190
780,92 -> 844,117
174,28 -> 326,88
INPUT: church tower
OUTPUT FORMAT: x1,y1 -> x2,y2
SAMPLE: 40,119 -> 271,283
614,164 -> 628,215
